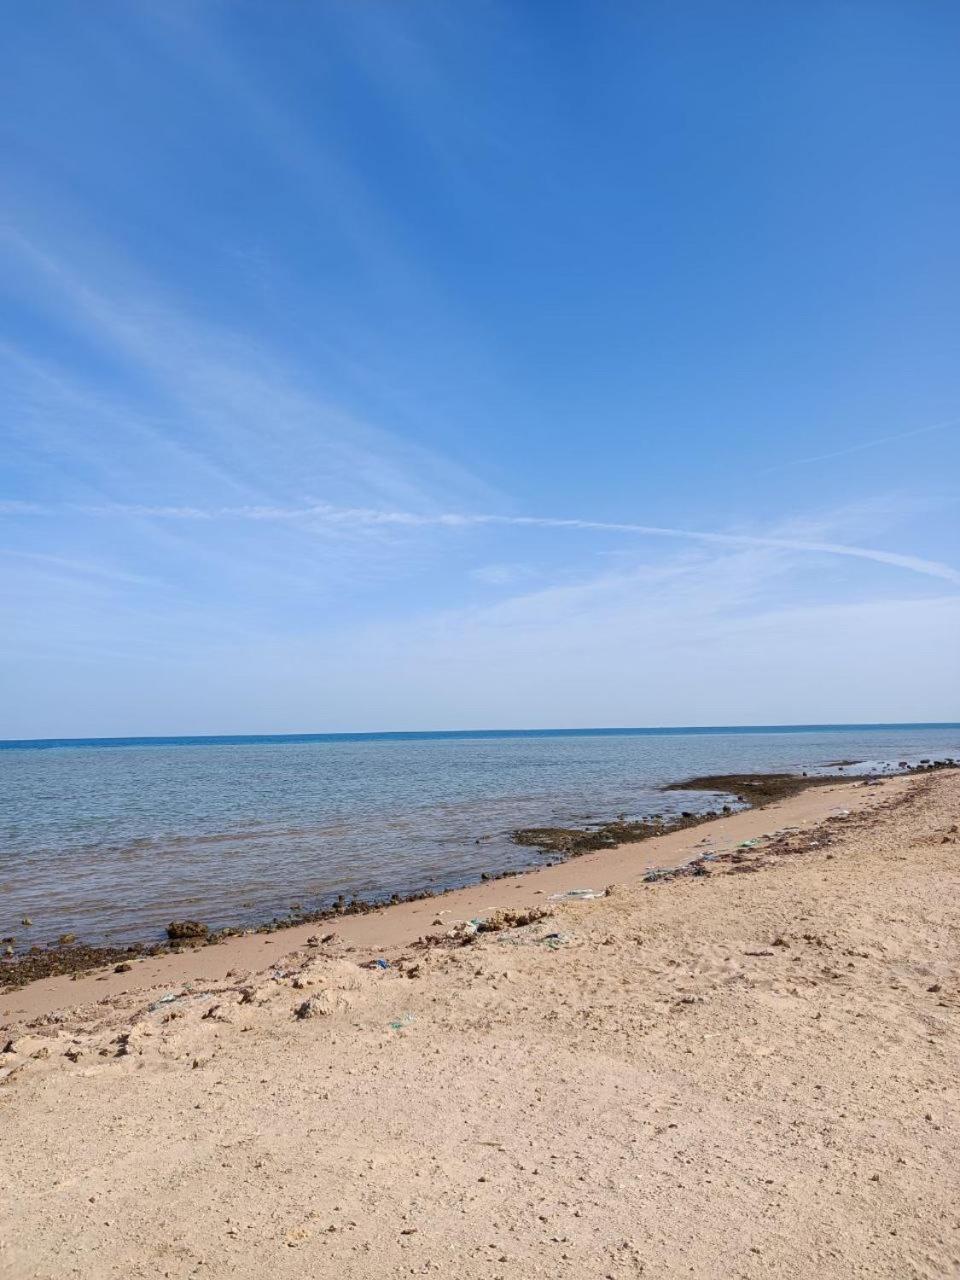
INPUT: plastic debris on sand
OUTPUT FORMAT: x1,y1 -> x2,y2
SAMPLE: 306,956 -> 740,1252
148,992 -> 184,1011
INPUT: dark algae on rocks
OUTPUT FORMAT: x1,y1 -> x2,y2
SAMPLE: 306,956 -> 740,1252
668,761 -> 958,807
513,811 -> 723,857
666,773 -> 842,806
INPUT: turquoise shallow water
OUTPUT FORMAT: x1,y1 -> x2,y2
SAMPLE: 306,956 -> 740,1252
1,724 -> 957,947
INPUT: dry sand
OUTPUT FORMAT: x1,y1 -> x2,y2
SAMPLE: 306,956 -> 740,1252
1,770 -> 958,1279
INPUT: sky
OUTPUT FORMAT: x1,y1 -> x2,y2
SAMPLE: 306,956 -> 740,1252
1,0 -> 959,738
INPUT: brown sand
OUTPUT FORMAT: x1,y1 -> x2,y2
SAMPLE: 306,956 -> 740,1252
1,770 -> 958,1278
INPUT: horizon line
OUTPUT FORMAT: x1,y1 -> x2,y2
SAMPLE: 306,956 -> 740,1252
2,721 -> 959,748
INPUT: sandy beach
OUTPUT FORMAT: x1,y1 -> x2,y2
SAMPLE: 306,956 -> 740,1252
2,768 -> 958,1278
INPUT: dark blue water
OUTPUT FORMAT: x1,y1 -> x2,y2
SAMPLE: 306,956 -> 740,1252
2,723 -> 955,751
1,724 -> 957,948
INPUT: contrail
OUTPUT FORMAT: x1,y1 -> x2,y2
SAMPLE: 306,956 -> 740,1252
469,515 -> 960,586
756,416 -> 959,474
4,499 -> 960,587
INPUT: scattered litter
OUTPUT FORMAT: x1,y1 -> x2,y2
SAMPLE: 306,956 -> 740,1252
737,839 -> 761,849
547,888 -> 604,901
148,990 -> 221,1013
388,1012 -> 416,1030
445,919 -> 480,941
539,932 -> 571,949
361,957 -> 390,970
446,910 -> 550,942
491,920 -> 566,948
148,992 -> 183,1011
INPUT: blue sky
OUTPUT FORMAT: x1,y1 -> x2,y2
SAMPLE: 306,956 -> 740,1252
1,0 -> 958,737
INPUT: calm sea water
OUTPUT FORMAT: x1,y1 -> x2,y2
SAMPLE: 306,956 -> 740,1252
1,724 -> 957,948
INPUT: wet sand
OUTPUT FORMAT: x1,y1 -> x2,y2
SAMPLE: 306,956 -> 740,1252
2,769 -> 958,1278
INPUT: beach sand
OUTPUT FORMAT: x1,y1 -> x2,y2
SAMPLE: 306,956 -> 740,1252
1,769 -> 958,1278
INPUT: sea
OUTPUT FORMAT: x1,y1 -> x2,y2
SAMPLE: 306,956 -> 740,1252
1,724 -> 958,949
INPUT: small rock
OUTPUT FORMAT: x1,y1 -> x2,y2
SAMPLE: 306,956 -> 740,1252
166,920 -> 209,941
7,1035 -> 52,1057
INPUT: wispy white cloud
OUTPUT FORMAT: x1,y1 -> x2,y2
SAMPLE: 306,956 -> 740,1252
0,226 -> 493,518
470,562 -> 534,586
137,0 -> 434,299
7,498 -> 956,587
284,543 -> 960,731
0,500 -> 47,515
0,549 -> 161,587
3,507 -> 957,735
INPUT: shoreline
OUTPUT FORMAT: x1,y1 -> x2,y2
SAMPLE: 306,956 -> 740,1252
0,769 -> 926,1021
3,756 -> 955,980
4,763 -> 953,995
